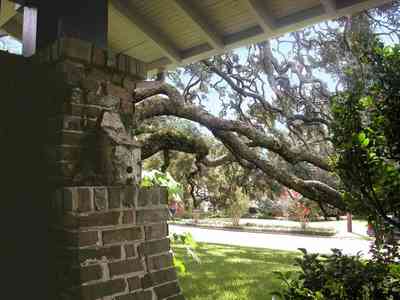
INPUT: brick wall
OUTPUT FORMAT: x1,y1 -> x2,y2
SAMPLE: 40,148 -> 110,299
52,185 -> 184,300
38,38 -> 144,186
0,38 -> 185,300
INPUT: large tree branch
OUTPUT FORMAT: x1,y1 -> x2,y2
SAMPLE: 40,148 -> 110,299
139,129 -> 247,168
211,129 -> 345,209
134,82 -> 332,171
132,82 -> 345,209
139,129 -> 209,160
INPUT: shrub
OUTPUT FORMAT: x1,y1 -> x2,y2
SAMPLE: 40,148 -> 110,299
331,40 -> 400,234
273,248 -> 400,300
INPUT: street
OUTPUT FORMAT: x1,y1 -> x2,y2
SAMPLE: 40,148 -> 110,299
170,224 -> 373,257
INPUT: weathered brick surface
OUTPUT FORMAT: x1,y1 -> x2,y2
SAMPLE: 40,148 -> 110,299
145,224 -> 168,240
123,210 -> 136,224
138,239 -> 170,256
64,230 -> 99,247
94,187 -> 107,210
154,281 -> 181,299
116,290 -> 153,300
76,187 -> 93,212
109,258 -> 144,277
62,211 -> 120,228
3,46 -> 184,299
108,187 -> 123,209
138,187 -> 159,207
74,278 -> 126,300
124,244 -> 137,258
122,186 -> 138,208
78,264 -> 103,283
127,276 -> 141,291
142,268 -> 178,289
147,253 -> 174,271
73,245 -> 122,263
102,227 -> 143,245
41,38 -> 184,298
136,209 -> 169,224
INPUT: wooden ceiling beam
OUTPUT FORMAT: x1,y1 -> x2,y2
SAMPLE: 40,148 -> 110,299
111,0 -> 181,64
243,0 -> 276,35
171,0 -> 224,50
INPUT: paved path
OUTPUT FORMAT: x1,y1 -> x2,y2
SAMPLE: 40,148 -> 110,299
170,224 -> 373,257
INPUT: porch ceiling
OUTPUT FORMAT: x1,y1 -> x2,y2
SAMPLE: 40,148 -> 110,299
0,0 -> 392,73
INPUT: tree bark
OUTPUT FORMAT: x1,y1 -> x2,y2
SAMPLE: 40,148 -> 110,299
133,82 -> 345,210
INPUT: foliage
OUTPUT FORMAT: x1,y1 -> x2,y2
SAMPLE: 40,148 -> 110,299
273,248 -> 400,300
141,169 -> 183,202
331,40 -> 400,233
227,187 -> 250,226
170,232 -> 201,275
173,243 -> 300,300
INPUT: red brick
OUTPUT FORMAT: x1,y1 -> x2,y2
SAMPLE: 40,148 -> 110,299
147,253 -> 174,271
142,268 -> 177,289
108,187 -> 122,209
94,187 -> 107,210
122,186 -> 138,208
102,227 -> 142,245
76,187 -> 93,212
79,264 -> 103,283
124,244 -> 137,258
154,281 -> 181,299
116,290 -> 152,300
122,210 -> 135,224
138,238 -> 170,256
63,211 -> 120,228
136,209 -> 169,224
127,276 -> 141,291
145,224 -> 168,240
108,258 -> 143,277
76,245 -> 121,263
75,278 -> 126,300
65,230 -> 99,247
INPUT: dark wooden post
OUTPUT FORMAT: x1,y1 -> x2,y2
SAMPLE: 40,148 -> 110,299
11,0 -> 108,56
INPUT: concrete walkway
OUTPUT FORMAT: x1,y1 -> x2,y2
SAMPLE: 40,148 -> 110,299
170,224 -> 373,257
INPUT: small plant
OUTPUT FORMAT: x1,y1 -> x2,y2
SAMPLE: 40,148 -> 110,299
141,169 -> 183,203
171,232 -> 201,274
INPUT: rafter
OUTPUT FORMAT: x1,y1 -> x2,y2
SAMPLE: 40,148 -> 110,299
243,0 -> 275,35
320,0 -> 337,16
111,0 -> 181,64
172,0 -> 224,50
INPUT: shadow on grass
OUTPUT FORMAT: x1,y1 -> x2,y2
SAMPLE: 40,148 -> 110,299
173,243 -> 301,300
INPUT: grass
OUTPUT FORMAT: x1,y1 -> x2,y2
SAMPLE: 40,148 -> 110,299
172,243 -> 301,300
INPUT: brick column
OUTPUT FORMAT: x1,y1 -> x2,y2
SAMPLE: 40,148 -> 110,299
52,185 -> 183,300
0,38 -> 185,300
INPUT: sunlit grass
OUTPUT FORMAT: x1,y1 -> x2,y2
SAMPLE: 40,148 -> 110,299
172,243 -> 301,300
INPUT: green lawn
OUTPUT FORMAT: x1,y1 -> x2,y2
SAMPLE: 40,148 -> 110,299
172,243 -> 300,300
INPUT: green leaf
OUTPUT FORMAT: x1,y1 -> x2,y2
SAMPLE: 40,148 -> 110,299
358,132 -> 366,143
362,138 -> 370,147
359,96 -> 373,108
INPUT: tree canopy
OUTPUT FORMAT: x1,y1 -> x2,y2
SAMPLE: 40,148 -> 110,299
134,2 -> 400,212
